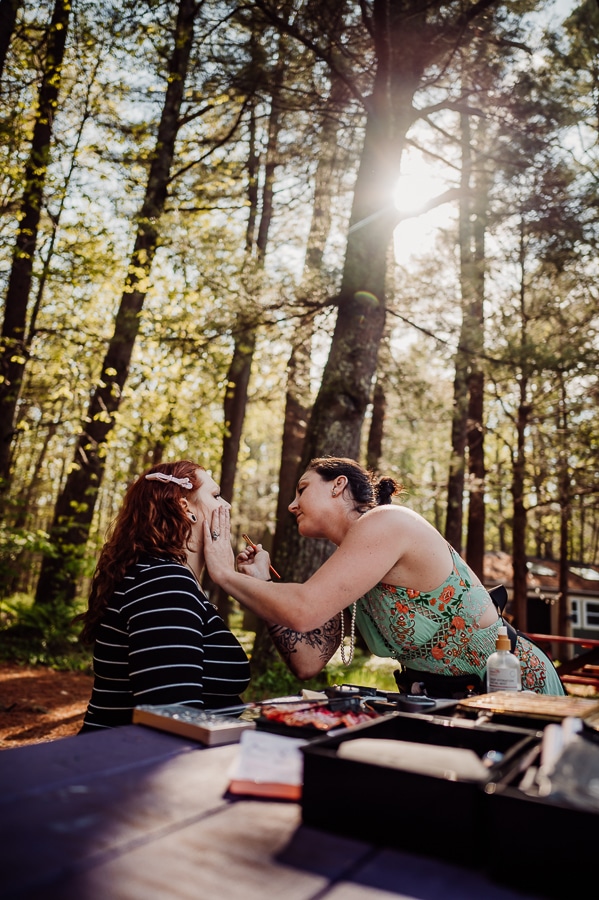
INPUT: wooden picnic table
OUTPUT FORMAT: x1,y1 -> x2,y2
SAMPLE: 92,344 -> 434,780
0,723 -> 548,900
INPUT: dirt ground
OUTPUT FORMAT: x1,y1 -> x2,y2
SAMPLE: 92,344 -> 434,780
0,662 -> 93,750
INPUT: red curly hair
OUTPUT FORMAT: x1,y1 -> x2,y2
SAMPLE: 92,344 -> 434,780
76,460 -> 203,644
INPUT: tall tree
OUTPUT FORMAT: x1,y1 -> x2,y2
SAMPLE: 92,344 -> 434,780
0,0 -> 22,83
0,0 -> 71,490
464,139 -> 489,576
219,35 -> 286,509
556,373 -> 571,637
34,0 -> 198,607
272,65 -> 353,561
205,22 -> 289,619
252,65 -> 352,673
446,106 -> 490,574
269,0 -> 504,583
510,233 -> 532,632
445,112 -> 474,554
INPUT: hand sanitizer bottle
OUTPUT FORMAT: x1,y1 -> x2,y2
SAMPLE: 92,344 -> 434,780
486,626 -> 522,692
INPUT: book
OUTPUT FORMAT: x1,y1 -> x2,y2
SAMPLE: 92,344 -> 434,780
132,703 -> 256,746
226,729 -> 308,800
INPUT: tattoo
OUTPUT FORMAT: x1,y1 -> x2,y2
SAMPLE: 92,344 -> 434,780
268,615 -> 341,665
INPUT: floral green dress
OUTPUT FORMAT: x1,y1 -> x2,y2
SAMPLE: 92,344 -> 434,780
355,545 -> 565,695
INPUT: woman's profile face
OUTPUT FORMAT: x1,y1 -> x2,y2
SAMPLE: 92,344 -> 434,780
288,470 -> 331,538
191,470 -> 231,525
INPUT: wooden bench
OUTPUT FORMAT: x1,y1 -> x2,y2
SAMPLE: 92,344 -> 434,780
526,633 -> 599,691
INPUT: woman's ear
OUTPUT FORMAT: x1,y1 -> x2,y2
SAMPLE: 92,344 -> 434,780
180,499 -> 198,523
331,476 -> 348,497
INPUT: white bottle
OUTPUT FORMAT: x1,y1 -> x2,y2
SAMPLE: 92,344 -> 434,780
486,626 -> 522,692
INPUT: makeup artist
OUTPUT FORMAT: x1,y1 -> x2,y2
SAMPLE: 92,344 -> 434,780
204,456 -> 565,697
77,460 -> 251,732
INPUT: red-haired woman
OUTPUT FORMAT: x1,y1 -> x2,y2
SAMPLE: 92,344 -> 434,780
77,461 -> 250,732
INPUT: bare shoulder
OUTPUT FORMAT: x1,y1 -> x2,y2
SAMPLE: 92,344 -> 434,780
347,504 -> 451,590
351,503 -> 434,535
348,503 -> 448,561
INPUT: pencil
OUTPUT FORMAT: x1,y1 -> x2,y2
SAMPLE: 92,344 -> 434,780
242,533 -> 281,580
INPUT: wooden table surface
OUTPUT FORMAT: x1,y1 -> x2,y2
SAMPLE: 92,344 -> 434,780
0,724 -> 546,900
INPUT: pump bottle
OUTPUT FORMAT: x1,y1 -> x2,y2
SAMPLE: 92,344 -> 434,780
486,626 -> 522,692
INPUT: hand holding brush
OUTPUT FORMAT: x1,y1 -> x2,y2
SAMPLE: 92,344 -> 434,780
242,533 -> 281,580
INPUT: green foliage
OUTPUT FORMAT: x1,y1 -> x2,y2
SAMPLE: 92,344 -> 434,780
0,526 -> 52,593
241,645 -> 399,703
0,593 -> 92,672
242,657 -> 326,701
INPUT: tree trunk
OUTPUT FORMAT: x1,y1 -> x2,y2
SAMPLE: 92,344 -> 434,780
274,328 -> 314,537
557,376 -> 570,639
366,377 -> 386,473
0,0 -> 21,82
465,124 -> 489,577
445,113 -> 473,552
466,366 -> 485,575
250,69 -> 351,676
512,389 -> 530,631
446,368 -> 468,551
208,35 -> 286,620
272,68 -> 350,566
34,0 -> 197,606
0,0 -> 71,487
213,318 -> 258,618
511,218 -> 531,632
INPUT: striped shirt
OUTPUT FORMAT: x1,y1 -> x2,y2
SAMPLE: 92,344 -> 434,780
80,555 -> 251,731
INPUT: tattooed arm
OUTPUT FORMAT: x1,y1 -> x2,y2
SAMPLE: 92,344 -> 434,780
232,541 -> 342,678
267,613 -> 343,679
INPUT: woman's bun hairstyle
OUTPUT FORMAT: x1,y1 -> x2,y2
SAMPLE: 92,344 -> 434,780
375,476 -> 400,505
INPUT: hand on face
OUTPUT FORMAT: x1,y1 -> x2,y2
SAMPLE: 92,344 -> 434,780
202,507 -> 236,582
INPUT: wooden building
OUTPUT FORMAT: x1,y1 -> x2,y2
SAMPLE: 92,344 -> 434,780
484,551 -> 599,642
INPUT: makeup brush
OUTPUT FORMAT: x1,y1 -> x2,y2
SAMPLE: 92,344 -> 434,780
242,533 -> 281,580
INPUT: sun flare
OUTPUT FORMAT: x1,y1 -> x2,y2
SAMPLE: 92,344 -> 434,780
393,150 -> 456,265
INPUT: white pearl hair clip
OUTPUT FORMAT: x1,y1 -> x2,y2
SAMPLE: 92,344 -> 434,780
145,473 -> 193,489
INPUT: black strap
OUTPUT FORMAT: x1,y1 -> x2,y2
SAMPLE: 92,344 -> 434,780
489,583 -> 508,614
503,621 -> 518,653
489,584 -> 518,652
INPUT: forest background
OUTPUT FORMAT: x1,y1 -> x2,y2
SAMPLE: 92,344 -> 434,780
1,0 -> 598,690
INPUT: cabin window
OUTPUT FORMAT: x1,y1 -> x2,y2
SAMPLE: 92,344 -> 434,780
583,601 -> 599,630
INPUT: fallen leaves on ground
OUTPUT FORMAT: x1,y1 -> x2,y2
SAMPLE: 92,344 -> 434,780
0,662 -> 93,749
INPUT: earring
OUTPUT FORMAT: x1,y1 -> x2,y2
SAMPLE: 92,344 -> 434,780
331,489 -> 337,497
189,513 -> 197,523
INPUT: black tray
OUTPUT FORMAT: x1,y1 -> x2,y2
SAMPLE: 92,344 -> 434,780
301,710 -> 540,862
255,695 -> 382,740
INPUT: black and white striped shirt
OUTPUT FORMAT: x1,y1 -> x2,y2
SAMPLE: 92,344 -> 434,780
80,555 -> 251,731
